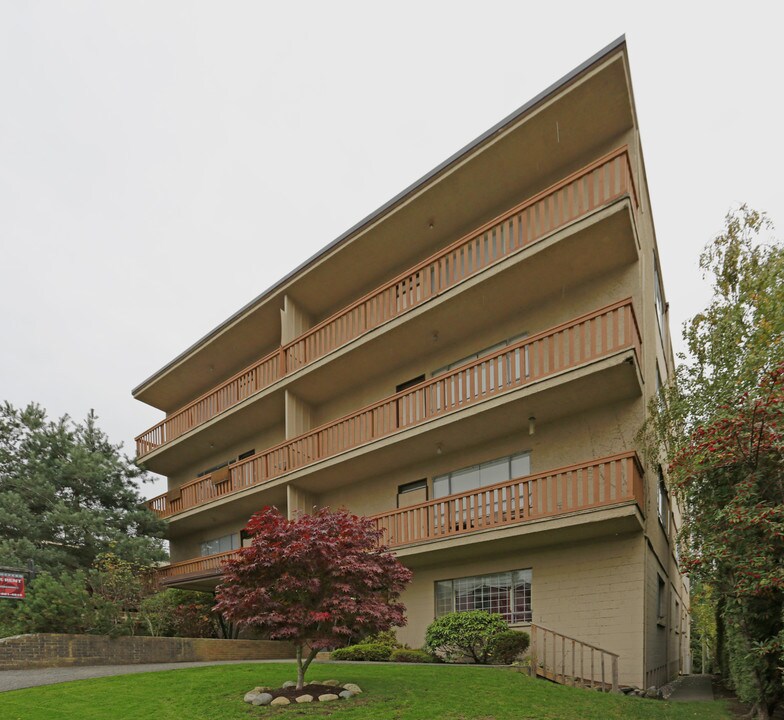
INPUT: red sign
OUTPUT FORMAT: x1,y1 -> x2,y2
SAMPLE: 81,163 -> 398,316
0,573 -> 25,599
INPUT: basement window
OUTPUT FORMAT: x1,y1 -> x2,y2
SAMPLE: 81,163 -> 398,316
436,568 -> 532,624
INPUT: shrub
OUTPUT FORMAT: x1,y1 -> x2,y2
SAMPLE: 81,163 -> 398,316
11,572 -> 93,634
489,630 -> 530,664
330,643 -> 392,661
425,611 -> 509,664
362,629 -> 402,648
390,648 -> 435,663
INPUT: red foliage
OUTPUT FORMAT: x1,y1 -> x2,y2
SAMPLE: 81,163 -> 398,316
214,506 -> 412,650
671,362 -> 784,597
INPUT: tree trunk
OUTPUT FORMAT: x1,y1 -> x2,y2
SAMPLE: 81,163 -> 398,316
295,644 -> 318,690
296,645 -> 305,690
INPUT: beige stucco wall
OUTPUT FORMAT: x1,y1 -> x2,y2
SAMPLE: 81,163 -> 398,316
397,531 -> 645,688
310,261 -> 639,429
318,395 -> 641,519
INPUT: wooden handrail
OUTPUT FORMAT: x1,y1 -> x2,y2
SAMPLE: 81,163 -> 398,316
136,147 -> 638,458
529,623 -> 619,692
146,299 -> 641,518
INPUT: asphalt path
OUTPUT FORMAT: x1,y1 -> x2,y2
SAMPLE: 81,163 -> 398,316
0,659 -> 297,693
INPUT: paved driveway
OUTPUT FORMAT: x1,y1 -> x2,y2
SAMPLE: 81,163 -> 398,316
0,659 -> 296,693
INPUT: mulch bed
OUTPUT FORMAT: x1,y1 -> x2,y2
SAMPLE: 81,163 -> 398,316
270,684 -> 345,700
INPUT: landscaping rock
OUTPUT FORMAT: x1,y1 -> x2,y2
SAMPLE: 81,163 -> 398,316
342,683 -> 362,694
339,690 -> 354,699
281,680 -> 297,689
244,691 -> 260,703
295,695 -> 313,703
322,679 -> 340,686
271,696 -> 291,706
252,693 -> 273,706
318,694 -> 339,702
644,686 -> 659,699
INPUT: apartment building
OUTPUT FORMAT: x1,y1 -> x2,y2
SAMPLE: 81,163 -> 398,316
133,37 -> 689,688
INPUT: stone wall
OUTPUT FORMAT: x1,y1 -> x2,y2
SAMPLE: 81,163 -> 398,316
0,634 -> 295,670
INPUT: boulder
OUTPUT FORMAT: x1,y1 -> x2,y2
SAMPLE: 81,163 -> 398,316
339,690 -> 354,699
281,680 -> 297,689
270,696 -> 291,706
295,695 -> 313,703
318,694 -> 339,702
342,683 -> 362,694
322,680 -> 341,686
252,693 -> 273,706
244,692 -> 260,703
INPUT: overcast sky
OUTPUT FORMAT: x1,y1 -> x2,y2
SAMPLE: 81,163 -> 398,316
1,2 -> 781,500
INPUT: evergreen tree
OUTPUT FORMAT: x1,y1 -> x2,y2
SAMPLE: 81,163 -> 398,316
0,402 -> 166,575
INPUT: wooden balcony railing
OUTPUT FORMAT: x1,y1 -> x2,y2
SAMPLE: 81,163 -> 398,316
154,452 -> 644,583
156,550 -> 236,583
373,452 -> 644,548
136,147 -> 639,458
146,300 -> 641,519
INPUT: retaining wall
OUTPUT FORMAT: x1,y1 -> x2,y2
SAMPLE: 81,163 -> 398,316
0,634 -> 295,670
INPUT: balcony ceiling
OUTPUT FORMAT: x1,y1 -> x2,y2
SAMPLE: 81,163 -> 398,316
134,42 -> 635,413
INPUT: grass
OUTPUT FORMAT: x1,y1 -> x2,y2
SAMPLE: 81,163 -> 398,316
0,662 -> 730,720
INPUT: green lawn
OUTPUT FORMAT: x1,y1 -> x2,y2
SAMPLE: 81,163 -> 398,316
0,662 -> 730,720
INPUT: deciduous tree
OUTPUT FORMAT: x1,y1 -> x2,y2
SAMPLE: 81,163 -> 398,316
640,206 -> 784,718
215,506 -> 412,689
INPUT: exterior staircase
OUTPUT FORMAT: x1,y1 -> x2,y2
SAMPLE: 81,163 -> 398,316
527,624 -> 620,692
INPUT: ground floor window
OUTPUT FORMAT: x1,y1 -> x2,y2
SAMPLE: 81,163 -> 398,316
435,568 -> 532,623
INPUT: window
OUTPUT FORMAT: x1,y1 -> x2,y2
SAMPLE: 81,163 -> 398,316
657,467 -> 670,536
197,460 -> 230,479
200,533 -> 239,556
657,575 -> 666,620
654,259 -> 665,337
397,479 -> 427,508
433,451 -> 531,499
432,332 -> 529,379
396,375 -> 426,393
436,569 -> 532,624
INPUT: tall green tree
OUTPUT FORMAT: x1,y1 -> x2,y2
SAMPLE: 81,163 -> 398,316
0,402 -> 166,575
640,206 -> 784,719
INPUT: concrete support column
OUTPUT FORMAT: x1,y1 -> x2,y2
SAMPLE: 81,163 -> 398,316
287,484 -> 317,520
285,390 -> 313,440
280,295 -> 312,346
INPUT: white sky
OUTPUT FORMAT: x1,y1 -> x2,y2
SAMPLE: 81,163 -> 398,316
1,2 -> 781,500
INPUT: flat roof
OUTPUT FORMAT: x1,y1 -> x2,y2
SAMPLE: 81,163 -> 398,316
133,34 -> 627,397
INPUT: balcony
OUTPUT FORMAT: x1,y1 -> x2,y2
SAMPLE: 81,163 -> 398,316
373,451 -> 644,548
136,147 -> 638,460
156,451 -> 644,586
147,299 -> 641,520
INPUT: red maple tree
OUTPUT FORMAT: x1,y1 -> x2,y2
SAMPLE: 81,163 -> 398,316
214,506 -> 412,688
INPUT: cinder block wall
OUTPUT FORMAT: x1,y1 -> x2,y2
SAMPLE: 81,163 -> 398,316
0,634 -> 296,670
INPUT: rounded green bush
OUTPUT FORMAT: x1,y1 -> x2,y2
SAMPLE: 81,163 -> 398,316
330,642 -> 392,661
390,648 -> 435,663
489,630 -> 530,664
424,611 -> 509,664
